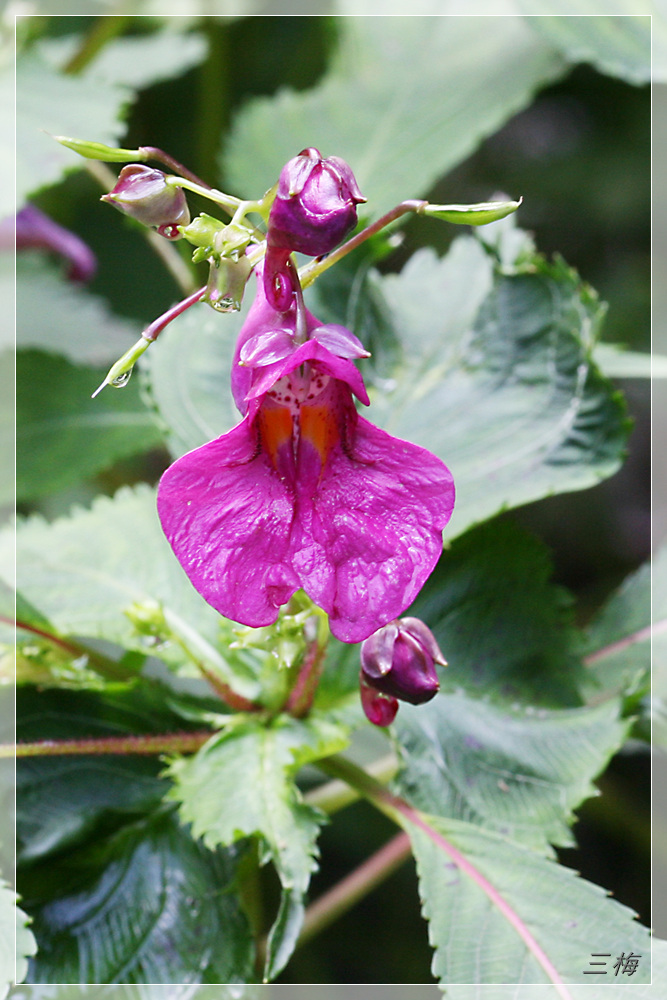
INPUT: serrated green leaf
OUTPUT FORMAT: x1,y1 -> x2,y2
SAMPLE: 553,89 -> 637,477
10,254 -> 139,365
1,485 -> 254,692
16,52 -> 130,208
520,9 -> 651,85
581,548 -> 661,703
224,16 -> 566,218
372,244 -> 629,538
408,813 -> 650,985
0,881 -> 36,998
394,693 -> 628,853
411,519 -> 584,706
14,685 -> 196,864
406,935 -> 667,997
13,349 -> 164,504
166,713 -> 349,979
20,808 -> 254,985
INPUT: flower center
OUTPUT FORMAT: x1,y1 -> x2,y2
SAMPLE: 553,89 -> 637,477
259,369 -> 343,485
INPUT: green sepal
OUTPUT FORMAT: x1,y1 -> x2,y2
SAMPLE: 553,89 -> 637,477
418,198 -> 522,226
52,135 -> 147,162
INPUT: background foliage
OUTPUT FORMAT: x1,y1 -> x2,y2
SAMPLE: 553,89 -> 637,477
5,6 -> 658,993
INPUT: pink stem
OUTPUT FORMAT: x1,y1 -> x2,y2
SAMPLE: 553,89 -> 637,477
142,285 -> 206,341
584,618 -> 667,665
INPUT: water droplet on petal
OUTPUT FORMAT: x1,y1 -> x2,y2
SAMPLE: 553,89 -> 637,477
111,368 -> 133,388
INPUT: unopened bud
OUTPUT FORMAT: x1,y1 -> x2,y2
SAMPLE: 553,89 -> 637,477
359,673 -> 398,727
267,147 -> 365,257
101,165 -> 190,237
360,617 -> 445,721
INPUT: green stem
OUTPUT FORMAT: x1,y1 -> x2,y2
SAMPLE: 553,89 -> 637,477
316,754 -> 573,1000
4,730 -> 213,759
297,832 -> 411,948
304,753 -> 398,815
164,175 -> 242,216
299,200 -> 427,289
63,14 -> 132,74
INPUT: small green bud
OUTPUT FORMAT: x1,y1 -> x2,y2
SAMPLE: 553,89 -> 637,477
91,338 -> 151,398
204,254 -> 253,313
418,198 -> 522,226
179,213 -> 227,249
53,135 -> 146,162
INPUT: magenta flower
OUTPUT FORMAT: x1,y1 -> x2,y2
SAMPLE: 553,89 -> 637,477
157,268 -> 455,644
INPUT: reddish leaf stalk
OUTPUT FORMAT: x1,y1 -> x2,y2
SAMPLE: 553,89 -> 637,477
285,639 -> 327,718
299,199 -> 427,288
142,285 -> 206,342
139,146 -> 213,191
195,661 -> 262,713
583,618 -> 667,665
297,831 -> 412,947
4,730 -> 213,759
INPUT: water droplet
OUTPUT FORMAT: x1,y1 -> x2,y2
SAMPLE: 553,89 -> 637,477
210,294 -> 236,312
111,368 -> 133,388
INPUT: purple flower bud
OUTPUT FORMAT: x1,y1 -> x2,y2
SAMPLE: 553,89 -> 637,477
360,672 -> 399,727
101,165 -> 190,238
267,147 -> 366,257
360,617 -> 445,708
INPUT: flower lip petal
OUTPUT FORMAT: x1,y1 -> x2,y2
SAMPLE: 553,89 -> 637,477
245,339 -> 370,415
239,328 -> 296,367
311,324 -> 370,359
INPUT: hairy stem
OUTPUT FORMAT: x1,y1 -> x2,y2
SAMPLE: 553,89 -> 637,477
4,730 -> 213,759
8,616 -> 137,681
195,661 -> 262,714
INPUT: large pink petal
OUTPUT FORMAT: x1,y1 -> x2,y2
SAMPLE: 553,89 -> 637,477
157,419 -> 299,627
291,417 -> 455,643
